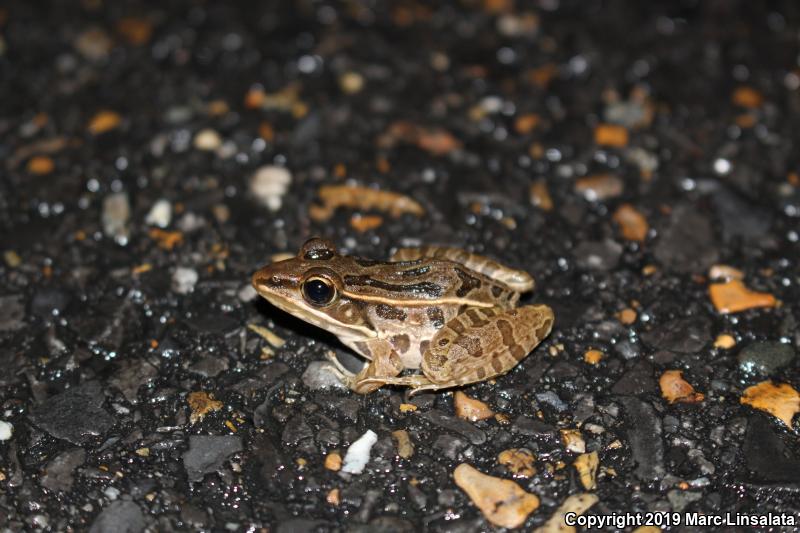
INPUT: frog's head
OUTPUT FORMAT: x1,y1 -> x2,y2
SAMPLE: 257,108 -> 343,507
251,238 -> 376,340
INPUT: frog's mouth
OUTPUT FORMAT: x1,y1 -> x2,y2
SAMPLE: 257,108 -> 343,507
253,281 -> 377,340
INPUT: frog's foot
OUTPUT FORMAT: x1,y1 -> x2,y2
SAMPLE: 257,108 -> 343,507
356,375 -> 451,397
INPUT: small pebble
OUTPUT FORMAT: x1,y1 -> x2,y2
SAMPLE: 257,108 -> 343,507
0,421 -> 13,441
193,128 -> 222,151
172,267 -> 199,294
574,174 -> 624,201
302,361 -> 348,391
737,341 -> 795,375
102,192 -> 131,245
341,429 -> 378,474
145,199 -> 172,228
339,71 -> 365,94
250,165 -> 292,212
453,391 -> 494,421
453,463 -> 539,529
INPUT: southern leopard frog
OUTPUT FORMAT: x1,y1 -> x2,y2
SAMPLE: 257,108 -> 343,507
252,238 -> 554,394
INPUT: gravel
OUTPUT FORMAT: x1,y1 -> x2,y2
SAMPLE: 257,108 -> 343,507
2,1 -> 799,530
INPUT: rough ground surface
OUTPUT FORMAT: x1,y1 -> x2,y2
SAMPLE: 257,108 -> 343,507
2,1 -> 800,531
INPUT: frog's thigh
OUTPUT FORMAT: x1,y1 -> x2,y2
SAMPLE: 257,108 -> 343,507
349,339 -> 404,394
389,247 -> 534,292
421,304 -> 554,388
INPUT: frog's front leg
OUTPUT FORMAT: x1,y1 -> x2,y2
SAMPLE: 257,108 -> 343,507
340,338 -> 404,394
360,304 -> 554,394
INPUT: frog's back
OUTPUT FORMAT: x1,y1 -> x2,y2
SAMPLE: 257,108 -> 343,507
341,256 -> 521,309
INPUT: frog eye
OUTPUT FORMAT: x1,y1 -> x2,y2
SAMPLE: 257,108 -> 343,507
302,276 -> 336,306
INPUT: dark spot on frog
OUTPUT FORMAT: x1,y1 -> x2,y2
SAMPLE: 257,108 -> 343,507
455,335 -> 483,357
391,334 -> 411,353
426,307 -> 445,329
419,340 -> 430,355
455,267 -> 482,297
376,304 -> 407,321
491,285 -> 503,297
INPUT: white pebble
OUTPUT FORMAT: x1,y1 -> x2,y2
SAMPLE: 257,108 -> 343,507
237,284 -> 258,302
194,128 -> 222,151
172,267 -> 199,294
341,429 -> 378,474
145,199 -> 172,228
0,420 -> 13,441
102,192 -> 131,245
250,165 -> 292,212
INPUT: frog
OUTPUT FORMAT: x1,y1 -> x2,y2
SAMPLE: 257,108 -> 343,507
251,237 -> 554,395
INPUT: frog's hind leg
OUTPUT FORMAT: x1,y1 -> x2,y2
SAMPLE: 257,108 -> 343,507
423,304 -> 553,389
359,304 -> 554,394
389,246 -> 534,292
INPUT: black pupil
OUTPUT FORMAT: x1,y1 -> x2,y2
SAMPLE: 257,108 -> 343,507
303,279 -> 333,305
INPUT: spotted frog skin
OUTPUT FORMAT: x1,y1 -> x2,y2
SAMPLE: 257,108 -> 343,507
252,238 -> 554,394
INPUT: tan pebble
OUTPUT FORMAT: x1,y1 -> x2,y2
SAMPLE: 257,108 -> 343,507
324,452 -> 342,471
74,28 -> 113,60
399,403 -> 417,413
135,448 -> 150,457
714,334 -> 736,349
612,203 -> 648,241
339,72 -> 365,94
3,251 -> 22,268
534,493 -> 598,533
392,429 -> 414,459
594,124 -> 629,147
494,413 -> 511,425
88,110 -> 122,135
454,391 -> 494,421
497,448 -> 536,478
616,308 -> 637,325
560,429 -> 585,453
709,279 -> 777,314
514,113 -> 541,134
326,488 -> 340,505
453,463 -> 539,529
708,264 -> 744,281
529,179 -> 554,211
26,155 -> 55,175
732,86 -> 763,108
741,381 -> 800,428
659,370 -> 705,404
573,451 -> 599,490
247,324 -> 286,348
194,128 -> 222,151
349,214 -> 384,233
187,391 -> 223,424
632,527 -> 662,533
117,17 -> 153,45
574,174 -> 624,201
583,349 -> 604,365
